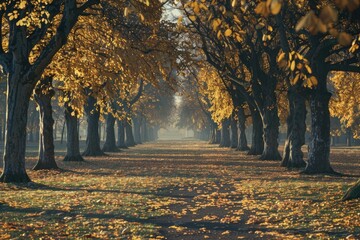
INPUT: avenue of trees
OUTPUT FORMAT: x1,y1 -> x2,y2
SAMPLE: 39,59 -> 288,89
175,0 -> 360,200
0,0 -> 359,200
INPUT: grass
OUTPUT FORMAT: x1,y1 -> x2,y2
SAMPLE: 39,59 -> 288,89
0,140 -> 359,239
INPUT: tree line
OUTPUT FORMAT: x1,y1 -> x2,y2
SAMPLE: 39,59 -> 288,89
0,0 -> 359,200
174,0 -> 360,200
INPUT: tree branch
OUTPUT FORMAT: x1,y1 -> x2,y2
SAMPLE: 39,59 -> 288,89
329,64 -> 360,73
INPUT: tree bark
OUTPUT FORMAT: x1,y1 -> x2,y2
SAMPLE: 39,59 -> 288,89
0,74 -> 32,183
154,125 -> 160,141
141,119 -> 148,142
102,114 -> 119,152
281,88 -> 307,168
28,107 -> 38,142
61,120 -> 66,144
116,119 -> 127,148
63,106 -> 84,162
209,123 -> 217,144
148,126 -> 155,141
125,120 -> 136,147
303,90 -> 335,173
260,90 -> 281,160
237,107 -> 250,151
133,117 -> 142,144
33,78 -> 58,170
219,119 -> 231,148
248,107 -> 264,155
82,95 -> 105,156
215,129 -> 221,144
230,117 -> 238,148
342,179 -> 360,201
346,128 -> 352,147
54,120 -> 58,140
0,0 -> 99,183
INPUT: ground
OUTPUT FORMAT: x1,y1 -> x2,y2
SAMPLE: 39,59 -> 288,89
0,140 -> 359,239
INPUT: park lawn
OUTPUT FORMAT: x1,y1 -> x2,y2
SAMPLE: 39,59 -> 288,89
0,140 -> 359,239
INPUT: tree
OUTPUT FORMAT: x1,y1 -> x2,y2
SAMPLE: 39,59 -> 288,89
33,77 -> 58,170
63,104 -> 84,162
343,180 -> 360,201
82,94 -> 105,156
0,0 -> 99,183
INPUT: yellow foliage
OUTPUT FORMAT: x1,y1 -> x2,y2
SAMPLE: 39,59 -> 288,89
197,64 -> 234,124
330,72 -> 360,138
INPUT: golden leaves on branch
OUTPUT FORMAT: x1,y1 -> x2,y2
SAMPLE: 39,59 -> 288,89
277,51 -> 318,88
5,0 -> 51,28
295,4 -> 357,46
338,32 -> 354,46
224,29 -> 232,37
330,72 -> 360,137
255,0 -> 282,17
349,36 -> 360,53
296,11 -> 327,35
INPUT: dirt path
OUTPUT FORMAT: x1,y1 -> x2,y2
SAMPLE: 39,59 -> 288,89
1,140 -> 359,239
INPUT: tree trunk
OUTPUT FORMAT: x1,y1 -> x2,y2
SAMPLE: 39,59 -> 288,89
133,117 -> 142,144
346,128 -> 352,147
209,123 -> 217,144
28,108 -> 38,142
260,90 -> 281,160
0,75 -> 32,183
219,119 -> 231,148
215,129 -> 221,144
116,119 -> 127,148
125,120 -> 136,147
102,114 -> 119,152
61,120 -> 66,144
63,106 -> 84,162
148,126 -> 154,141
303,90 -> 335,174
248,107 -> 264,155
342,179 -> 360,201
237,107 -> 250,151
141,119 -> 148,142
154,125 -> 160,140
54,120 -> 58,140
82,96 -> 105,156
33,78 -> 58,170
230,117 -> 238,148
281,88 -> 307,168
2,117 -> 5,141
0,121 -> 2,142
